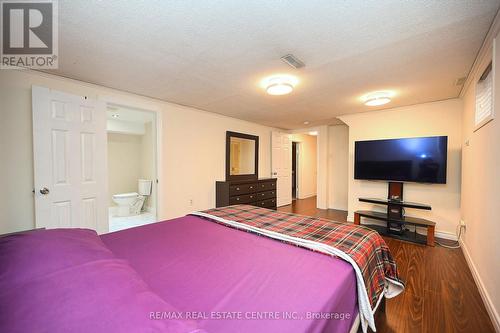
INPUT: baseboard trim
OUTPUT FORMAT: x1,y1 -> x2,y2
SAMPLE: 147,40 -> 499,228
460,239 -> 500,332
298,193 -> 317,200
415,229 -> 457,241
433,230 -> 458,241
328,204 -> 348,211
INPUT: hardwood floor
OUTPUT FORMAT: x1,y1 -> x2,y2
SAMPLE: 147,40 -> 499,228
278,197 -> 495,333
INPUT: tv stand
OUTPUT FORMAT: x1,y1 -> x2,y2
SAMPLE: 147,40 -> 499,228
354,182 -> 436,246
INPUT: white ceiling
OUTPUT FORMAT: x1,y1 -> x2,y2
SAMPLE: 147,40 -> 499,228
50,0 -> 500,129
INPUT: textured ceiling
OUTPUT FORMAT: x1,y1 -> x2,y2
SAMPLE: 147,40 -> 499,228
49,0 -> 500,129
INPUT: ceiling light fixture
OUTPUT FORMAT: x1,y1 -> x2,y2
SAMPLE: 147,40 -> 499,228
363,91 -> 394,106
261,75 -> 299,96
267,82 -> 293,95
308,131 -> 318,136
111,113 -> 119,118
303,121 -> 310,125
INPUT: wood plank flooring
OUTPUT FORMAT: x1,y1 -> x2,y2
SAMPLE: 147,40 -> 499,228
278,197 -> 495,333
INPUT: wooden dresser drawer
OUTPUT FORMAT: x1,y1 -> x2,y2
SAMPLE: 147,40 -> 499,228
256,181 -> 275,192
229,183 -> 258,195
255,198 -> 277,208
254,190 -> 276,200
216,178 -> 277,209
229,193 -> 258,205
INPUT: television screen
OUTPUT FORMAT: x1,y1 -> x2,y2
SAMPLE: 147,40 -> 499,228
354,136 -> 448,184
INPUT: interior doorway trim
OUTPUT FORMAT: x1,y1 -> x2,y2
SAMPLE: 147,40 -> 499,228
292,141 -> 300,199
99,95 -> 163,219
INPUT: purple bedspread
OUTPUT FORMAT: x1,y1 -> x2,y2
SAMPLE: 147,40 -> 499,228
101,215 -> 358,333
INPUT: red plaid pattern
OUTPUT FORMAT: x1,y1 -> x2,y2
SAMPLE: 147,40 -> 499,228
193,204 -> 404,309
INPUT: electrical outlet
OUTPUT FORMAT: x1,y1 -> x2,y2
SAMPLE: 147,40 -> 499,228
189,199 -> 193,206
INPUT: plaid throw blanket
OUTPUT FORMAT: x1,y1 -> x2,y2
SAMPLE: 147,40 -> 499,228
191,205 -> 404,332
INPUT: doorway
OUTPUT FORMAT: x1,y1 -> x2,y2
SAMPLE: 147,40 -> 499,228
290,132 -> 317,200
106,104 -> 159,232
292,142 -> 298,199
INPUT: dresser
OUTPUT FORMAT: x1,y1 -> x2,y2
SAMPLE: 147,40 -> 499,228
216,178 -> 277,209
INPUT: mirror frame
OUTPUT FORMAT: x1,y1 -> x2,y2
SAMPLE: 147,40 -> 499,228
226,131 -> 259,181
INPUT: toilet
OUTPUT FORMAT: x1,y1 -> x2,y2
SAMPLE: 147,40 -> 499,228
112,179 -> 152,217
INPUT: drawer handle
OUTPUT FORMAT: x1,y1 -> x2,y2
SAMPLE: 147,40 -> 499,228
236,187 -> 240,190
261,193 -> 265,196
250,195 -> 254,199
262,185 -> 265,187
250,186 -> 253,189
236,198 -> 240,201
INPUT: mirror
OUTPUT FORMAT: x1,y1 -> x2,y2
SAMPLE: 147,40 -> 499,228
226,131 -> 259,180
230,137 -> 255,175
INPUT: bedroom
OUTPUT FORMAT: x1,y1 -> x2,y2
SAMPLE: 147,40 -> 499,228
0,1 -> 499,333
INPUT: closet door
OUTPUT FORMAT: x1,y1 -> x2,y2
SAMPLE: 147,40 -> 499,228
32,86 -> 108,233
271,131 -> 292,207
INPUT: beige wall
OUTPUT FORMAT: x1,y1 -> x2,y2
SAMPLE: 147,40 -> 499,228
107,133 -> 142,205
338,99 -> 463,238
328,124 -> 349,211
290,133 -> 317,198
459,31 -> 500,330
0,69 -> 274,234
316,126 -> 330,209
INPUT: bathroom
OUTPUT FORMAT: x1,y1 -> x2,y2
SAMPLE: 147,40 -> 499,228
107,105 -> 158,232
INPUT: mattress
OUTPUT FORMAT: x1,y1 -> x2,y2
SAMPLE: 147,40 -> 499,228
101,215 -> 358,333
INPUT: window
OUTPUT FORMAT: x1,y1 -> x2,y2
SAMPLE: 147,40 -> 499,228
474,62 -> 495,131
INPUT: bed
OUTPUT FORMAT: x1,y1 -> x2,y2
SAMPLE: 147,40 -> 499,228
0,205 -> 403,333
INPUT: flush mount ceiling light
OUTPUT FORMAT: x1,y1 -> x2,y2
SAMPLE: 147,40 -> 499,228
261,75 -> 299,96
111,113 -> 119,118
308,131 -> 318,136
365,96 -> 391,106
363,91 -> 394,106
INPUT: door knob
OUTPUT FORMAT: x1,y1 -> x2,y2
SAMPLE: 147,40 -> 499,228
272,172 -> 278,176
40,187 -> 50,195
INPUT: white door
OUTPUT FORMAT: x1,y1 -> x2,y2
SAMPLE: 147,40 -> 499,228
272,131 -> 292,207
32,86 -> 108,233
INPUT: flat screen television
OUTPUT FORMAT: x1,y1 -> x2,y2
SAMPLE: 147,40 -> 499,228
354,136 -> 448,184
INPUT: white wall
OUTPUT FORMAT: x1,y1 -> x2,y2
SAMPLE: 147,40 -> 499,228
328,124 -> 349,210
290,133 -> 317,199
107,118 -> 146,135
0,69 -> 275,234
459,28 -> 500,330
338,99 -> 463,237
107,133 -> 142,205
